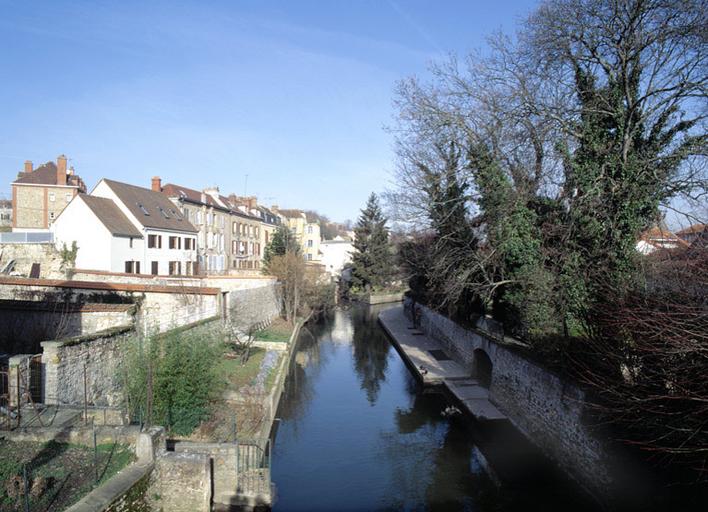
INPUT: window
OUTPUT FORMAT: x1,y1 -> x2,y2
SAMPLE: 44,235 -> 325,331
148,234 -> 162,248
307,254 -> 313,261
307,239 -> 313,248
49,192 -> 55,202
184,238 -> 194,250
151,261 -> 159,275
65,193 -> 71,202
158,207 -> 170,219
186,261 -> 193,275
195,211 -> 202,225
137,203 -> 150,215
307,225 -> 313,234
129,237 -> 134,248
169,236 -> 181,249
49,212 -> 55,220
168,261 -> 181,275
125,261 -> 140,274
220,216 -> 225,228
232,222 -> 238,234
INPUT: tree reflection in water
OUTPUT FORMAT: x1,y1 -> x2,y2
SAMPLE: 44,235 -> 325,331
350,305 -> 391,405
271,305 -> 595,512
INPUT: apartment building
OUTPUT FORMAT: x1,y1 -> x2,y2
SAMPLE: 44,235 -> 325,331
158,179 -> 231,274
11,155 -> 86,231
273,208 -> 322,261
52,179 -> 198,275
157,179 -> 269,273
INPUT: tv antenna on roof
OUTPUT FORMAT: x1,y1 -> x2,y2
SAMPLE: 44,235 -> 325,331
244,174 -> 249,196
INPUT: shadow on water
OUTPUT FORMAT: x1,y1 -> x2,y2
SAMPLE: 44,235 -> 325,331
271,304 -> 599,512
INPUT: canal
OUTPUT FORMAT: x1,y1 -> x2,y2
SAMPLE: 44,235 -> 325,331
270,304 -> 597,511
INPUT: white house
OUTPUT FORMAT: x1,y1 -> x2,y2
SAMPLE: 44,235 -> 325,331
320,236 -> 354,277
53,179 -> 198,275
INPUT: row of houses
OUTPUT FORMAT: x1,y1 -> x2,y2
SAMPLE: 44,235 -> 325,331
7,155 -> 343,277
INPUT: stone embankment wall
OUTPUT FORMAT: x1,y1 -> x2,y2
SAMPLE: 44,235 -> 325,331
0,276 -> 221,338
0,300 -> 134,354
0,242 -> 65,278
41,327 -> 135,407
227,282 -> 281,329
404,298 -> 611,495
40,319 -> 222,409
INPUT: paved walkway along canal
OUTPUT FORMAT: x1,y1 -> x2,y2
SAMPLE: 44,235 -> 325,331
270,304 -> 598,511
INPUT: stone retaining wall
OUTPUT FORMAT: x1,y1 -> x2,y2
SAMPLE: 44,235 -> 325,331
0,301 -> 134,354
404,298 -> 612,497
227,282 -> 281,329
41,327 -> 135,407
174,442 -> 238,505
0,242 -> 65,279
149,452 -> 211,512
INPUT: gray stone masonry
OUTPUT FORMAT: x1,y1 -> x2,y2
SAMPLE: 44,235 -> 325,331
174,442 -> 239,506
401,298 -> 613,497
41,328 -> 134,407
149,451 -> 212,512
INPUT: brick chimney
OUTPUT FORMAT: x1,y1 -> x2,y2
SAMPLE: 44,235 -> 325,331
151,176 -> 162,192
246,196 -> 257,210
24,160 -> 33,173
56,155 -> 67,185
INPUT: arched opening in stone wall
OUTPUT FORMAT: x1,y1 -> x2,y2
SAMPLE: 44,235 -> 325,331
473,349 -> 493,388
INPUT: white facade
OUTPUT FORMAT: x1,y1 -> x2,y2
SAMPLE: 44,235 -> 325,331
52,179 -> 198,275
52,195 -> 122,271
320,237 -> 354,277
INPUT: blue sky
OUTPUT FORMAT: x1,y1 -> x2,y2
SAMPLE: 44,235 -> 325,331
0,0 -> 538,222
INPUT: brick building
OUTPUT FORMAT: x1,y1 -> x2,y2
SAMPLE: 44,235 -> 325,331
11,155 -> 86,231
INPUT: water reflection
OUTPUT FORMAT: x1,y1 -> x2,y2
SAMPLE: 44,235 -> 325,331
350,306 -> 391,405
271,304 -> 595,512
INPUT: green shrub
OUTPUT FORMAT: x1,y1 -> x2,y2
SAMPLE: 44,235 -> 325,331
121,329 -> 223,435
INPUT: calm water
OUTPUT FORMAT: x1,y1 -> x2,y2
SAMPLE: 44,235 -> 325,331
270,304 -> 596,512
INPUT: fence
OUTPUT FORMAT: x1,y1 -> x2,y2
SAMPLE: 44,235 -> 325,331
0,354 -> 45,431
0,231 -> 54,244
236,438 -> 272,499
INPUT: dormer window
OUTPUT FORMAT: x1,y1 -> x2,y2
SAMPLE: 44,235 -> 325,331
138,203 -> 150,215
158,206 -> 170,219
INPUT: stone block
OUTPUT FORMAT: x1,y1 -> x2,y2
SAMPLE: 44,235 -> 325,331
150,452 -> 211,512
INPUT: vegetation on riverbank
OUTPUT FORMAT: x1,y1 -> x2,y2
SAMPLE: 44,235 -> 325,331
386,0 -> 706,487
263,225 -> 336,322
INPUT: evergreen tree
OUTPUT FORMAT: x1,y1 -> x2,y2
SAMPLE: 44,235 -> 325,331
351,193 -> 393,290
263,225 -> 299,272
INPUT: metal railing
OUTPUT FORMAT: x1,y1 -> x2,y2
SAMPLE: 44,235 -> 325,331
236,438 -> 272,498
0,231 -> 54,244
